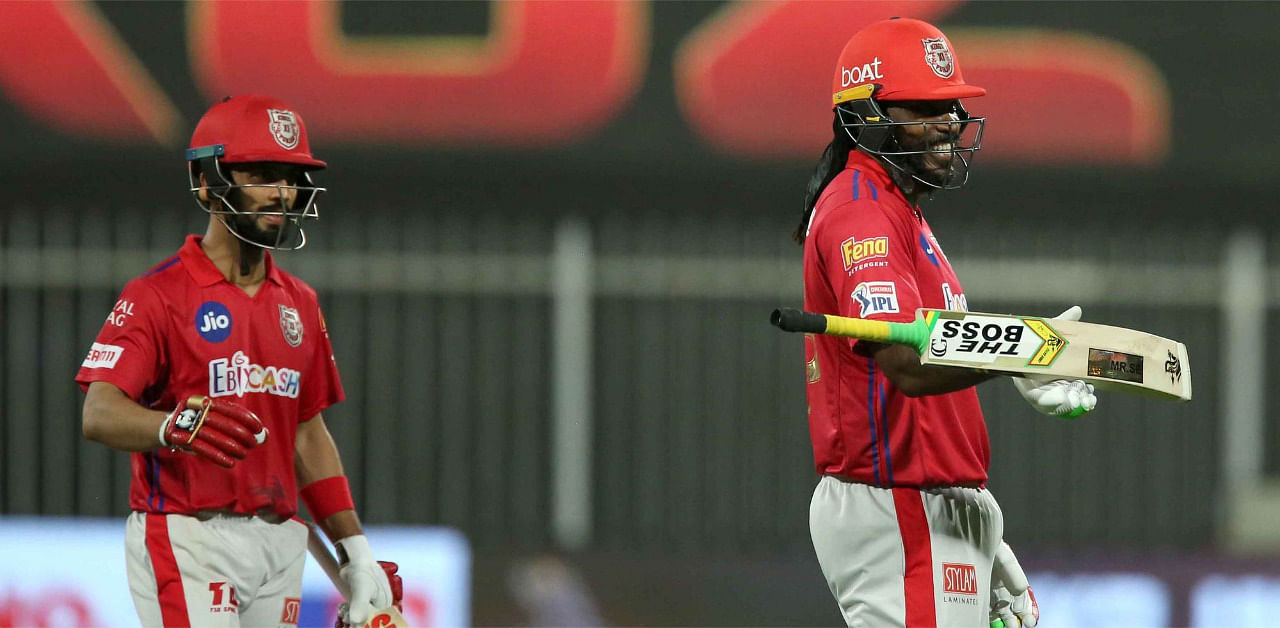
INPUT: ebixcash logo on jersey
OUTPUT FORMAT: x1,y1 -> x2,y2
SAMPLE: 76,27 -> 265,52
208,350 -> 300,398
928,316 -> 1036,364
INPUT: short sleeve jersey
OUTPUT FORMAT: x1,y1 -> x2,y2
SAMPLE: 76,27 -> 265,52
75,235 -> 345,519
801,150 -> 989,486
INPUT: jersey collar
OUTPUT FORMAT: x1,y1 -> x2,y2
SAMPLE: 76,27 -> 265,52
179,234 -> 284,287
846,149 -> 913,209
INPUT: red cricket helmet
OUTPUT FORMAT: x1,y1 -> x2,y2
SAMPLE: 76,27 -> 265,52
829,18 -> 987,191
186,95 -> 327,250
831,17 -> 985,106
188,94 -> 326,169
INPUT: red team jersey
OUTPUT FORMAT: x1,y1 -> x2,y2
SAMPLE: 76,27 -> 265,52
803,151 -> 989,486
76,235 -> 345,519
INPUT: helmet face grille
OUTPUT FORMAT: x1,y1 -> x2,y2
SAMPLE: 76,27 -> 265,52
836,99 -> 985,191
187,155 -> 325,251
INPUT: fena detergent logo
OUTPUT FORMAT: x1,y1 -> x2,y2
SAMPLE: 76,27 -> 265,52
841,236 -> 889,272
196,302 -> 233,343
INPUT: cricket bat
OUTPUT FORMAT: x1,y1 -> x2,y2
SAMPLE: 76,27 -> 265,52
771,307 -> 1191,401
306,523 -> 411,628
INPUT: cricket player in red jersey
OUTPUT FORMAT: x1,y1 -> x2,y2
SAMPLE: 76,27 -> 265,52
77,95 -> 397,627
793,18 -> 1098,627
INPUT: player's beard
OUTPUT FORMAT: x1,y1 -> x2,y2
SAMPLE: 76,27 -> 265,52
224,188 -> 288,248
895,128 -> 964,188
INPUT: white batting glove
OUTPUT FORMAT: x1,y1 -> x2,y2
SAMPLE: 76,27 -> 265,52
1013,306 -> 1097,419
990,542 -> 1039,627
335,534 -> 393,626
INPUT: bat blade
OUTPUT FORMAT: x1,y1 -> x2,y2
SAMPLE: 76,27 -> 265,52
360,606 -> 410,628
918,309 -> 1191,401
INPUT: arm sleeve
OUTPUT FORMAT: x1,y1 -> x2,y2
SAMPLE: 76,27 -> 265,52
74,279 -> 167,400
299,303 -> 345,422
813,200 -> 922,325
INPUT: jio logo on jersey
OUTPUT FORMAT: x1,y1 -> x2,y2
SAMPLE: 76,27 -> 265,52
196,301 -> 233,343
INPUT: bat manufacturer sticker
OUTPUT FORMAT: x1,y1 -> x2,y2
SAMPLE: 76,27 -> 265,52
1024,319 -> 1067,366
928,314 -> 1038,364
851,281 -> 899,317
1165,350 -> 1182,383
1088,349 -> 1144,383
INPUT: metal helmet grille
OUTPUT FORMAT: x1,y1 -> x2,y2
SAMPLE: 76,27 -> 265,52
186,150 -> 326,251
836,98 -> 986,191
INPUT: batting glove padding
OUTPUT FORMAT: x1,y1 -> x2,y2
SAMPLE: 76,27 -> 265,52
990,542 -> 1039,628
159,395 -> 268,468
336,534 -> 395,626
1012,306 -> 1098,419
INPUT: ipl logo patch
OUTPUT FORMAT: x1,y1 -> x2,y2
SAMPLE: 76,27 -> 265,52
267,109 -> 300,150
278,305 -> 304,347
922,37 -> 955,79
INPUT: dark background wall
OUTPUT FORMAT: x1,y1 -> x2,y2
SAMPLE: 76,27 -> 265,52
0,2 -> 1276,625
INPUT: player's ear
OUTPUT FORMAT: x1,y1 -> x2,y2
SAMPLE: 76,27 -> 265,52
198,172 -> 209,203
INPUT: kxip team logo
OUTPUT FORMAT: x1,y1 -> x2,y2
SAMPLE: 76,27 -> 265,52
278,305 -> 304,347
921,37 -> 954,78
268,109 -> 300,149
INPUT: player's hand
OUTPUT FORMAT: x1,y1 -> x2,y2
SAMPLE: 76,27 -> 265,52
990,542 -> 1039,627
158,395 -> 268,468
1012,306 -> 1097,419
336,534 -> 395,625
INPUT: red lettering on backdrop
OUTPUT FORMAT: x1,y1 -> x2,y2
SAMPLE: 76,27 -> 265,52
0,1 -> 181,145
188,1 -> 649,146
0,589 -> 97,627
675,0 -> 1169,164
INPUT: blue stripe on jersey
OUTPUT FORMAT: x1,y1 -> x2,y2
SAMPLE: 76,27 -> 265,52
144,255 -> 180,278
868,179 -> 879,201
145,452 -> 160,510
866,356 -> 881,486
878,379 -> 893,485
851,170 -> 861,201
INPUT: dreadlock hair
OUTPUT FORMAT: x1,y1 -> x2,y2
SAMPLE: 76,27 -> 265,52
794,111 -> 856,244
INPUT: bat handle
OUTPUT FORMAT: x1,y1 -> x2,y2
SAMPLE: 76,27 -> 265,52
770,308 -> 828,334
306,521 -> 352,600
772,308 -> 931,355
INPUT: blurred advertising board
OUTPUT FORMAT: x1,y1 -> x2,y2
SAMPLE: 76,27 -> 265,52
0,517 -> 468,628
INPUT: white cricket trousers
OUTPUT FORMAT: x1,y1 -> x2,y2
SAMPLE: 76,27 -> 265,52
810,476 -> 1004,628
125,512 -> 308,627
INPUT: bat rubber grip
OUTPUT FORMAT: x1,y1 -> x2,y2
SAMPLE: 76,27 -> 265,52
770,308 -> 828,334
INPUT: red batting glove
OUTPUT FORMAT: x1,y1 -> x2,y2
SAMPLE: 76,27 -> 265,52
380,561 -> 403,611
159,395 -> 267,468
